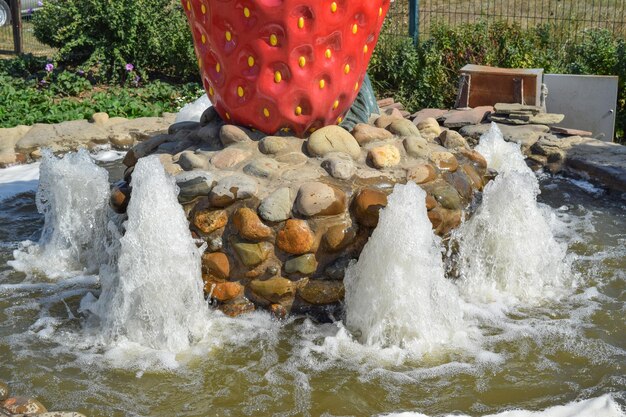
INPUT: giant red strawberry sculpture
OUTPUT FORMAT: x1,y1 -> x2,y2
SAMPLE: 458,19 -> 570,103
182,0 -> 390,137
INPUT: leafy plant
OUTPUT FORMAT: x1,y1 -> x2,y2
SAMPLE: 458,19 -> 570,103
32,0 -> 198,82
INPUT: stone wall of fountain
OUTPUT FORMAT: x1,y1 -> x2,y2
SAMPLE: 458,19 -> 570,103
113,107 -> 489,318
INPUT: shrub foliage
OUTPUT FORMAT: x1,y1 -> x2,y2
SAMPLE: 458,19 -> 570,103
33,0 -> 197,81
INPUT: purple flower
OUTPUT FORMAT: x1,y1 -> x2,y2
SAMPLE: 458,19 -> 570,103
37,1 -> 43,6
77,69 -> 85,75
125,63 -> 134,72
27,8 -> 33,14
45,63 -> 54,72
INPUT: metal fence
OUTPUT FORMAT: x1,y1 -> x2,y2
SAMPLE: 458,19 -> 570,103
380,0 -> 626,48
0,2 -> 53,57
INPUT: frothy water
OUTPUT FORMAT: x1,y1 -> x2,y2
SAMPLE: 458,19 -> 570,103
345,182 -> 466,354
452,124 -> 570,305
385,394 -> 625,417
82,156 -> 211,353
9,150 -> 112,279
0,139 -> 624,416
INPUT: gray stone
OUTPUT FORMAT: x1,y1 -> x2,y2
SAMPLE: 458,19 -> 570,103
243,157 -> 279,178
494,103 -> 542,115
387,119 -> 421,137
211,148 -> 251,169
15,123 -> 58,150
168,121 -> 200,135
403,135 -> 431,159
443,106 -> 493,128
123,134 -> 176,166
209,175 -> 258,207
566,139 -> 626,192
259,136 -> 291,154
325,257 -> 354,280
200,107 -> 219,125
176,174 -> 215,204
295,182 -> 346,217
412,109 -> 448,125
274,152 -> 308,166
351,123 -> 393,145
321,153 -> 356,180
220,125 -> 253,146
178,151 -> 211,171
307,126 -> 361,159
258,187 -> 294,222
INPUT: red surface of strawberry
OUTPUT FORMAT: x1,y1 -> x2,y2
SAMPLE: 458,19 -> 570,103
182,0 -> 390,137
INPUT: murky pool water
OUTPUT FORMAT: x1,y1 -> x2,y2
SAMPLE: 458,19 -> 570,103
0,152 -> 624,417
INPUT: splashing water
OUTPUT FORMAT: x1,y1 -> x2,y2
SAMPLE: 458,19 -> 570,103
344,182 -> 466,353
9,149 -> 112,279
453,124 -> 570,305
83,155 -> 211,353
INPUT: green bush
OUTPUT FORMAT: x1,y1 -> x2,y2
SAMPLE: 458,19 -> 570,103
371,22 -> 625,142
32,0 -> 198,82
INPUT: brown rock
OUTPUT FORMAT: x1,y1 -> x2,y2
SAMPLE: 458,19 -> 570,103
269,303 -> 288,319
2,397 -> 47,414
438,130 -> 468,149
425,194 -> 437,210
298,280 -> 345,305
428,209 -> 443,229
324,223 -> 358,252
206,281 -> 244,301
406,163 -> 437,184
417,117 -> 442,140
201,252 -> 230,280
353,188 -> 388,228
220,297 -> 255,317
368,144 -> 401,169
110,182 -> 130,214
459,148 -> 488,169
462,164 -> 484,191
430,151 -> 459,172
233,208 -> 272,241
296,182 -> 347,217
276,220 -> 315,254
233,242 -> 273,267
374,114 -> 403,129
351,123 -> 393,145
193,209 -> 228,234
250,276 -> 297,304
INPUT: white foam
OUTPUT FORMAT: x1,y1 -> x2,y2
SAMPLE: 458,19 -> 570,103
90,150 -> 126,162
0,162 -> 40,201
383,394 -> 625,417
9,150 -> 112,279
452,123 -> 571,305
475,123 -> 529,175
175,94 -> 212,123
344,182 -> 468,355
82,155 -> 212,353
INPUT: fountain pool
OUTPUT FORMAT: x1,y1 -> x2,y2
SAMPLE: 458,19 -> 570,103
0,143 -> 624,416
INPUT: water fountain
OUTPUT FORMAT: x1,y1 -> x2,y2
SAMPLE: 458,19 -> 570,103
0,1 -> 625,416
